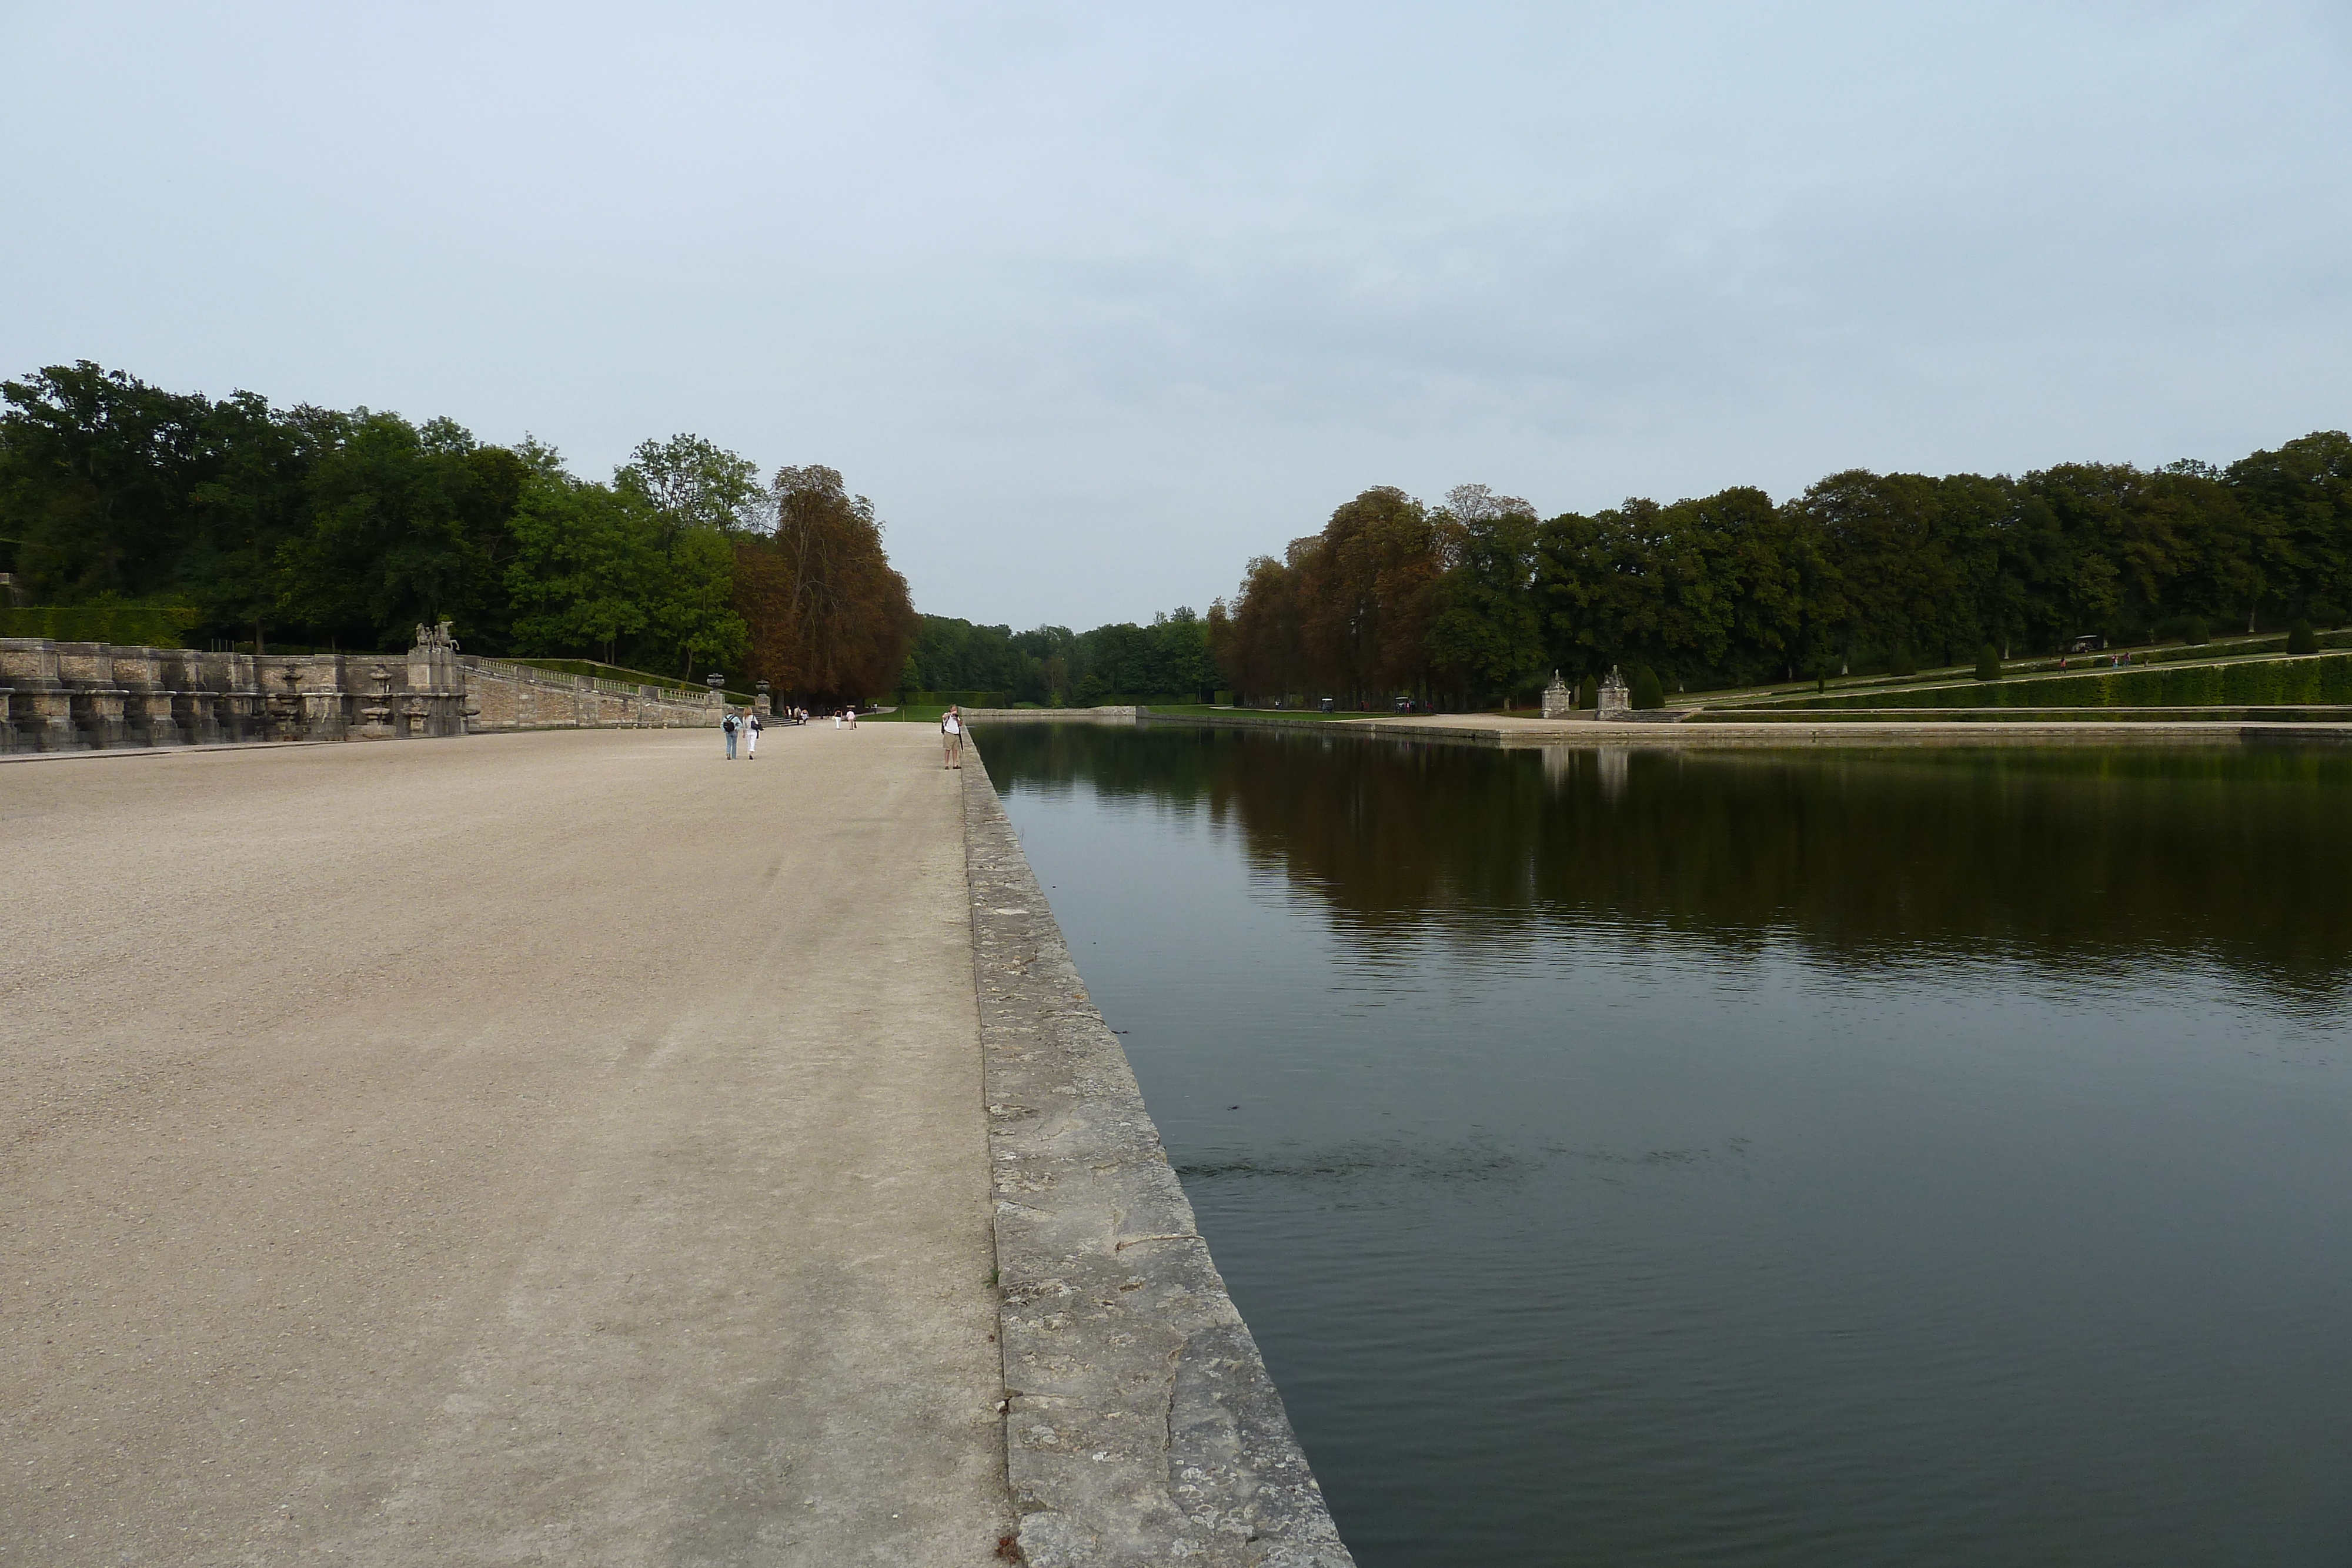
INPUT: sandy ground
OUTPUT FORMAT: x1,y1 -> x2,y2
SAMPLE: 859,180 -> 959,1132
1,724 -> 1008,1566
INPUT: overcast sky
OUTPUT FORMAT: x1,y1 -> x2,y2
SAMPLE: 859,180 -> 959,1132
3,1 -> 2347,628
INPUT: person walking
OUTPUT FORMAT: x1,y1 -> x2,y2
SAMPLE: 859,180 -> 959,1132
722,710 -> 739,760
746,710 -> 761,759
941,705 -> 963,769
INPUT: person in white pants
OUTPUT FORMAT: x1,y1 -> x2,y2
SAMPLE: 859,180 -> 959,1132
746,712 -> 761,758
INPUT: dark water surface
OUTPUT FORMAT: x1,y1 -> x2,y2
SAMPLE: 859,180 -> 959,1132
977,726 -> 2352,1567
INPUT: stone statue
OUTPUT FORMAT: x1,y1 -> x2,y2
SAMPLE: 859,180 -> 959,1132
1541,670 -> 1574,720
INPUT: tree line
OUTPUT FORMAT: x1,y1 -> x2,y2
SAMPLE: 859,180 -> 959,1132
1211,435 -> 2352,706
902,607 -> 1219,705
0,362 -> 914,702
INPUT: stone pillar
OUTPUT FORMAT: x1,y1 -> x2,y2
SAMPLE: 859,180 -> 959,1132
356,661 -> 398,738
262,658 -> 309,740
1540,671 -> 1573,720
56,642 -> 129,747
115,646 -> 183,746
219,652 -> 266,741
169,648 -> 222,744
403,621 -> 469,737
0,638 -> 82,750
755,680 -> 772,718
297,654 -> 349,740
1596,666 -> 1631,720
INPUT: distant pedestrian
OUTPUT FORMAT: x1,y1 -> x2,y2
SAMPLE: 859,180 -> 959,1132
722,710 -> 740,760
746,711 -> 762,758
941,706 -> 963,769
846,706 -> 858,730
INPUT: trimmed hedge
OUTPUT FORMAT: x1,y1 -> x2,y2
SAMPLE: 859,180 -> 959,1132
1782,651 -> 2352,710
0,602 -> 202,647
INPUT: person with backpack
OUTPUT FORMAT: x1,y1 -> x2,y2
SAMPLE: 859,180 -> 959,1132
746,710 -> 762,759
722,710 -> 740,760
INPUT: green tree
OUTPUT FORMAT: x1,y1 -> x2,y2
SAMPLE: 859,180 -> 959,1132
178,392 -> 321,644
277,412 -> 519,646
2227,432 -> 2352,627
1149,607 -> 1218,698
618,434 -> 767,545
1429,487 -> 1544,704
504,470 -> 660,663
0,361 -> 211,604
646,524 -> 748,674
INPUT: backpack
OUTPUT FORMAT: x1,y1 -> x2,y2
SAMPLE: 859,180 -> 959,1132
723,715 -> 738,733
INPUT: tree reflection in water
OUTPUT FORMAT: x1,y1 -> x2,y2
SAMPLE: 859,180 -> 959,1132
978,723 -> 2352,1010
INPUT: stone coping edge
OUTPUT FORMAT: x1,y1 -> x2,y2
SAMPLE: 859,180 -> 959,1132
960,742 -> 1357,1568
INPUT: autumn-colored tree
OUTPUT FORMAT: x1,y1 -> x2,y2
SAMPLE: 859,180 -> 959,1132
733,465 -> 916,703
1291,487 -> 1446,704
1216,554 -> 1306,703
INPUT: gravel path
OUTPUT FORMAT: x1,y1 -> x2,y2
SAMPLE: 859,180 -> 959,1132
2,724 -> 1008,1566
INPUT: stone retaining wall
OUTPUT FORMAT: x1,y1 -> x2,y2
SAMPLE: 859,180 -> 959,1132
961,743 -> 1355,1568
461,657 -> 722,733
0,635 -> 729,753
958,707 -> 1140,723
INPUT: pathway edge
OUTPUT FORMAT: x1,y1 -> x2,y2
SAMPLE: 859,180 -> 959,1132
961,741 -> 1357,1568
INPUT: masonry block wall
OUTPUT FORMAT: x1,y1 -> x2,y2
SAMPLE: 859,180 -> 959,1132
0,637 -> 724,754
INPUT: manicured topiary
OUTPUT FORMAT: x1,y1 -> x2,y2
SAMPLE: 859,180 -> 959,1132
1975,644 -> 2003,681
2184,617 -> 2210,646
1887,643 -> 1917,678
1578,674 -> 1599,710
2288,620 -> 2318,655
1630,665 -> 1665,710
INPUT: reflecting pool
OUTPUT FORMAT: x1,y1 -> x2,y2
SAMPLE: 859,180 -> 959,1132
978,724 -> 2352,1567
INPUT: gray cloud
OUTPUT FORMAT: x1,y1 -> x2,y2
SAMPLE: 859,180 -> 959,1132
3,0 -> 2345,626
